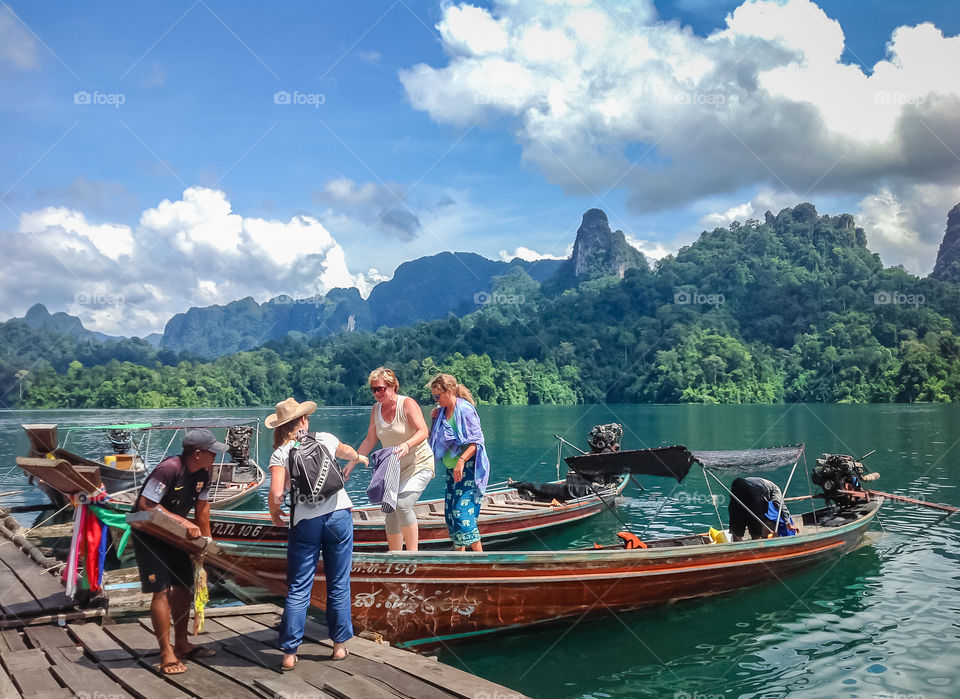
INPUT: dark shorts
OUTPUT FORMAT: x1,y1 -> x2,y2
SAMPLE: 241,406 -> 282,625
132,531 -> 194,593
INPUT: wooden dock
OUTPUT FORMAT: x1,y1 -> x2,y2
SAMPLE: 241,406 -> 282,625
0,508 -> 528,699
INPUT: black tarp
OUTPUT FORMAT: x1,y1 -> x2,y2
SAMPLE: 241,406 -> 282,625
565,445 -> 696,482
692,444 -> 804,472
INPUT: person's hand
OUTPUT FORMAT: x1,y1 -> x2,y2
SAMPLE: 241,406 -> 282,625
343,461 -> 356,479
271,510 -> 288,527
431,407 -> 439,420
184,521 -> 202,539
453,463 -> 465,483
395,442 -> 410,459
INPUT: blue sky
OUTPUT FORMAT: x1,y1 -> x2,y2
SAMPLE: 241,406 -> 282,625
1,0 -> 959,335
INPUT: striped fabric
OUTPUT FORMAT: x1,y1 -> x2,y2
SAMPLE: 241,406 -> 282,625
381,449 -> 401,514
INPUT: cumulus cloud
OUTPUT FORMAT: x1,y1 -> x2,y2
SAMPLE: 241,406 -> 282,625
856,182 -> 960,275
314,177 -> 422,240
698,188 -> 799,229
498,245 -> 570,262
399,0 -> 960,271
0,187 -> 378,336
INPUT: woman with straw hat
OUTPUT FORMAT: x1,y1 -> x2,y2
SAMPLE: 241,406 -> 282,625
266,398 -> 367,669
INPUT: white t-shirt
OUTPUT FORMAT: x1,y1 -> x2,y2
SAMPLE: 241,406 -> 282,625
269,431 -> 353,526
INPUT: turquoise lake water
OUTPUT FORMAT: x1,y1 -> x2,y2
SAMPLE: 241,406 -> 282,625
1,404 -> 958,698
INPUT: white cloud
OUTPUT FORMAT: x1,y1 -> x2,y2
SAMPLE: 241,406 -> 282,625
0,9 -> 39,72
399,0 -> 960,271
856,182 -> 960,275
19,207 -> 134,261
623,234 -> 673,261
698,189 -> 799,229
498,245 -> 569,262
1,188 -> 380,335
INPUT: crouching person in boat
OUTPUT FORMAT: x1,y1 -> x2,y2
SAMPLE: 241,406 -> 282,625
130,428 -> 224,675
429,374 -> 491,551
728,476 -> 798,541
266,398 -> 367,669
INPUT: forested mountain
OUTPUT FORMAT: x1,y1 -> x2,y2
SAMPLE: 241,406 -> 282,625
159,253 -> 563,357
9,203 -> 960,409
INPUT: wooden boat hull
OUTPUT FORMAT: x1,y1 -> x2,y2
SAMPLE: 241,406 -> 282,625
107,478 -> 626,550
200,498 -> 882,646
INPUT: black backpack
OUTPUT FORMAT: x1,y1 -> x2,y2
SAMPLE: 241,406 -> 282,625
288,433 -> 345,510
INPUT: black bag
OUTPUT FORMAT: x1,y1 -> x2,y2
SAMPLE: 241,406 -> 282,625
288,433 -> 345,508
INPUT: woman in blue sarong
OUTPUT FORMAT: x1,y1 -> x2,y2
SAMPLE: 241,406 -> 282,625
428,374 -> 491,551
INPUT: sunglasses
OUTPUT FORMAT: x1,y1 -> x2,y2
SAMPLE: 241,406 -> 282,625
432,393 -> 442,401
371,386 -> 388,394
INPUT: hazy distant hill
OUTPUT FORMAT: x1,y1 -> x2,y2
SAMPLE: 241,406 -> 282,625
159,252 -> 565,358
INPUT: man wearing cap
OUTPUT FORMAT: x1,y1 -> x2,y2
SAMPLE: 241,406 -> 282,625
131,428 -> 224,675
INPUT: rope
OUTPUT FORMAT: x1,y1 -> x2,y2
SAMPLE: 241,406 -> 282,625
702,466 -> 723,528
774,451 -> 801,529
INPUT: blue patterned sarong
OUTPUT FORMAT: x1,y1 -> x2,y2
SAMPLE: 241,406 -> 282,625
444,461 -> 482,547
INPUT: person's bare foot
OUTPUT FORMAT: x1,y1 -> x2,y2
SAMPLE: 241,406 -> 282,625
174,642 -> 216,659
331,643 -> 349,661
281,653 -> 298,671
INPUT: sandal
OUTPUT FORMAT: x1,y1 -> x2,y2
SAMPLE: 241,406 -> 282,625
331,648 -> 349,661
280,656 -> 298,672
180,646 -> 217,659
158,661 -> 187,675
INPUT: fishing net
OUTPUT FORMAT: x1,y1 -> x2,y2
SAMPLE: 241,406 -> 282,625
692,444 -> 804,472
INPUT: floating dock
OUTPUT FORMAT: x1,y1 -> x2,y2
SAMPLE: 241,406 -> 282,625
0,507 -> 528,699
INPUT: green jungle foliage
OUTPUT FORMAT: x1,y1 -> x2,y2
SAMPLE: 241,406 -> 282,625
10,205 -> 960,408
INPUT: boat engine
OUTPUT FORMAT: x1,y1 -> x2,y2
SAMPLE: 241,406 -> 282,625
812,453 -> 879,507
588,423 -> 622,454
226,425 -> 254,467
107,429 -> 132,454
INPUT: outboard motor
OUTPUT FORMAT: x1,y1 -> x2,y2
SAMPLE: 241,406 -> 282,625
107,429 -> 132,455
588,423 -> 622,454
812,453 -> 879,508
226,425 -> 254,467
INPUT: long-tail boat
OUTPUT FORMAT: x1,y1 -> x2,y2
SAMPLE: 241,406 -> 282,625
19,419 -> 265,511
128,443 -> 885,647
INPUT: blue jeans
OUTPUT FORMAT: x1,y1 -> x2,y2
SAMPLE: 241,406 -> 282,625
279,508 -> 354,652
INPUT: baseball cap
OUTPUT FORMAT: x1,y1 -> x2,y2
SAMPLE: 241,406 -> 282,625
182,428 -> 229,453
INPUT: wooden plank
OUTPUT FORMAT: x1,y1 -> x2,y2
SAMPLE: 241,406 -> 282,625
48,646 -> 130,699
326,653 -> 454,699
300,620 -> 514,699
0,546 -> 73,614
320,673 -> 399,699
0,630 -> 26,652
68,623 -> 132,662
0,664 -> 18,699
0,649 -> 61,696
0,570 -> 43,618
101,623 -> 160,660
0,608 -> 105,630
100,658 -> 190,699
103,621 -> 259,699
22,626 -> 75,652
253,676 -> 332,699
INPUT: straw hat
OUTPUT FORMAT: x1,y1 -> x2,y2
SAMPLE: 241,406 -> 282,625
265,397 -> 317,429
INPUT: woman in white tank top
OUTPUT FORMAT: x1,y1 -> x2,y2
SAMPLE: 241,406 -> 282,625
351,367 -> 434,550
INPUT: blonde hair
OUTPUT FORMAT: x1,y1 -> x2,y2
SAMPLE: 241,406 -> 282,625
368,366 -> 399,391
430,373 -> 475,406
272,416 -> 305,450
